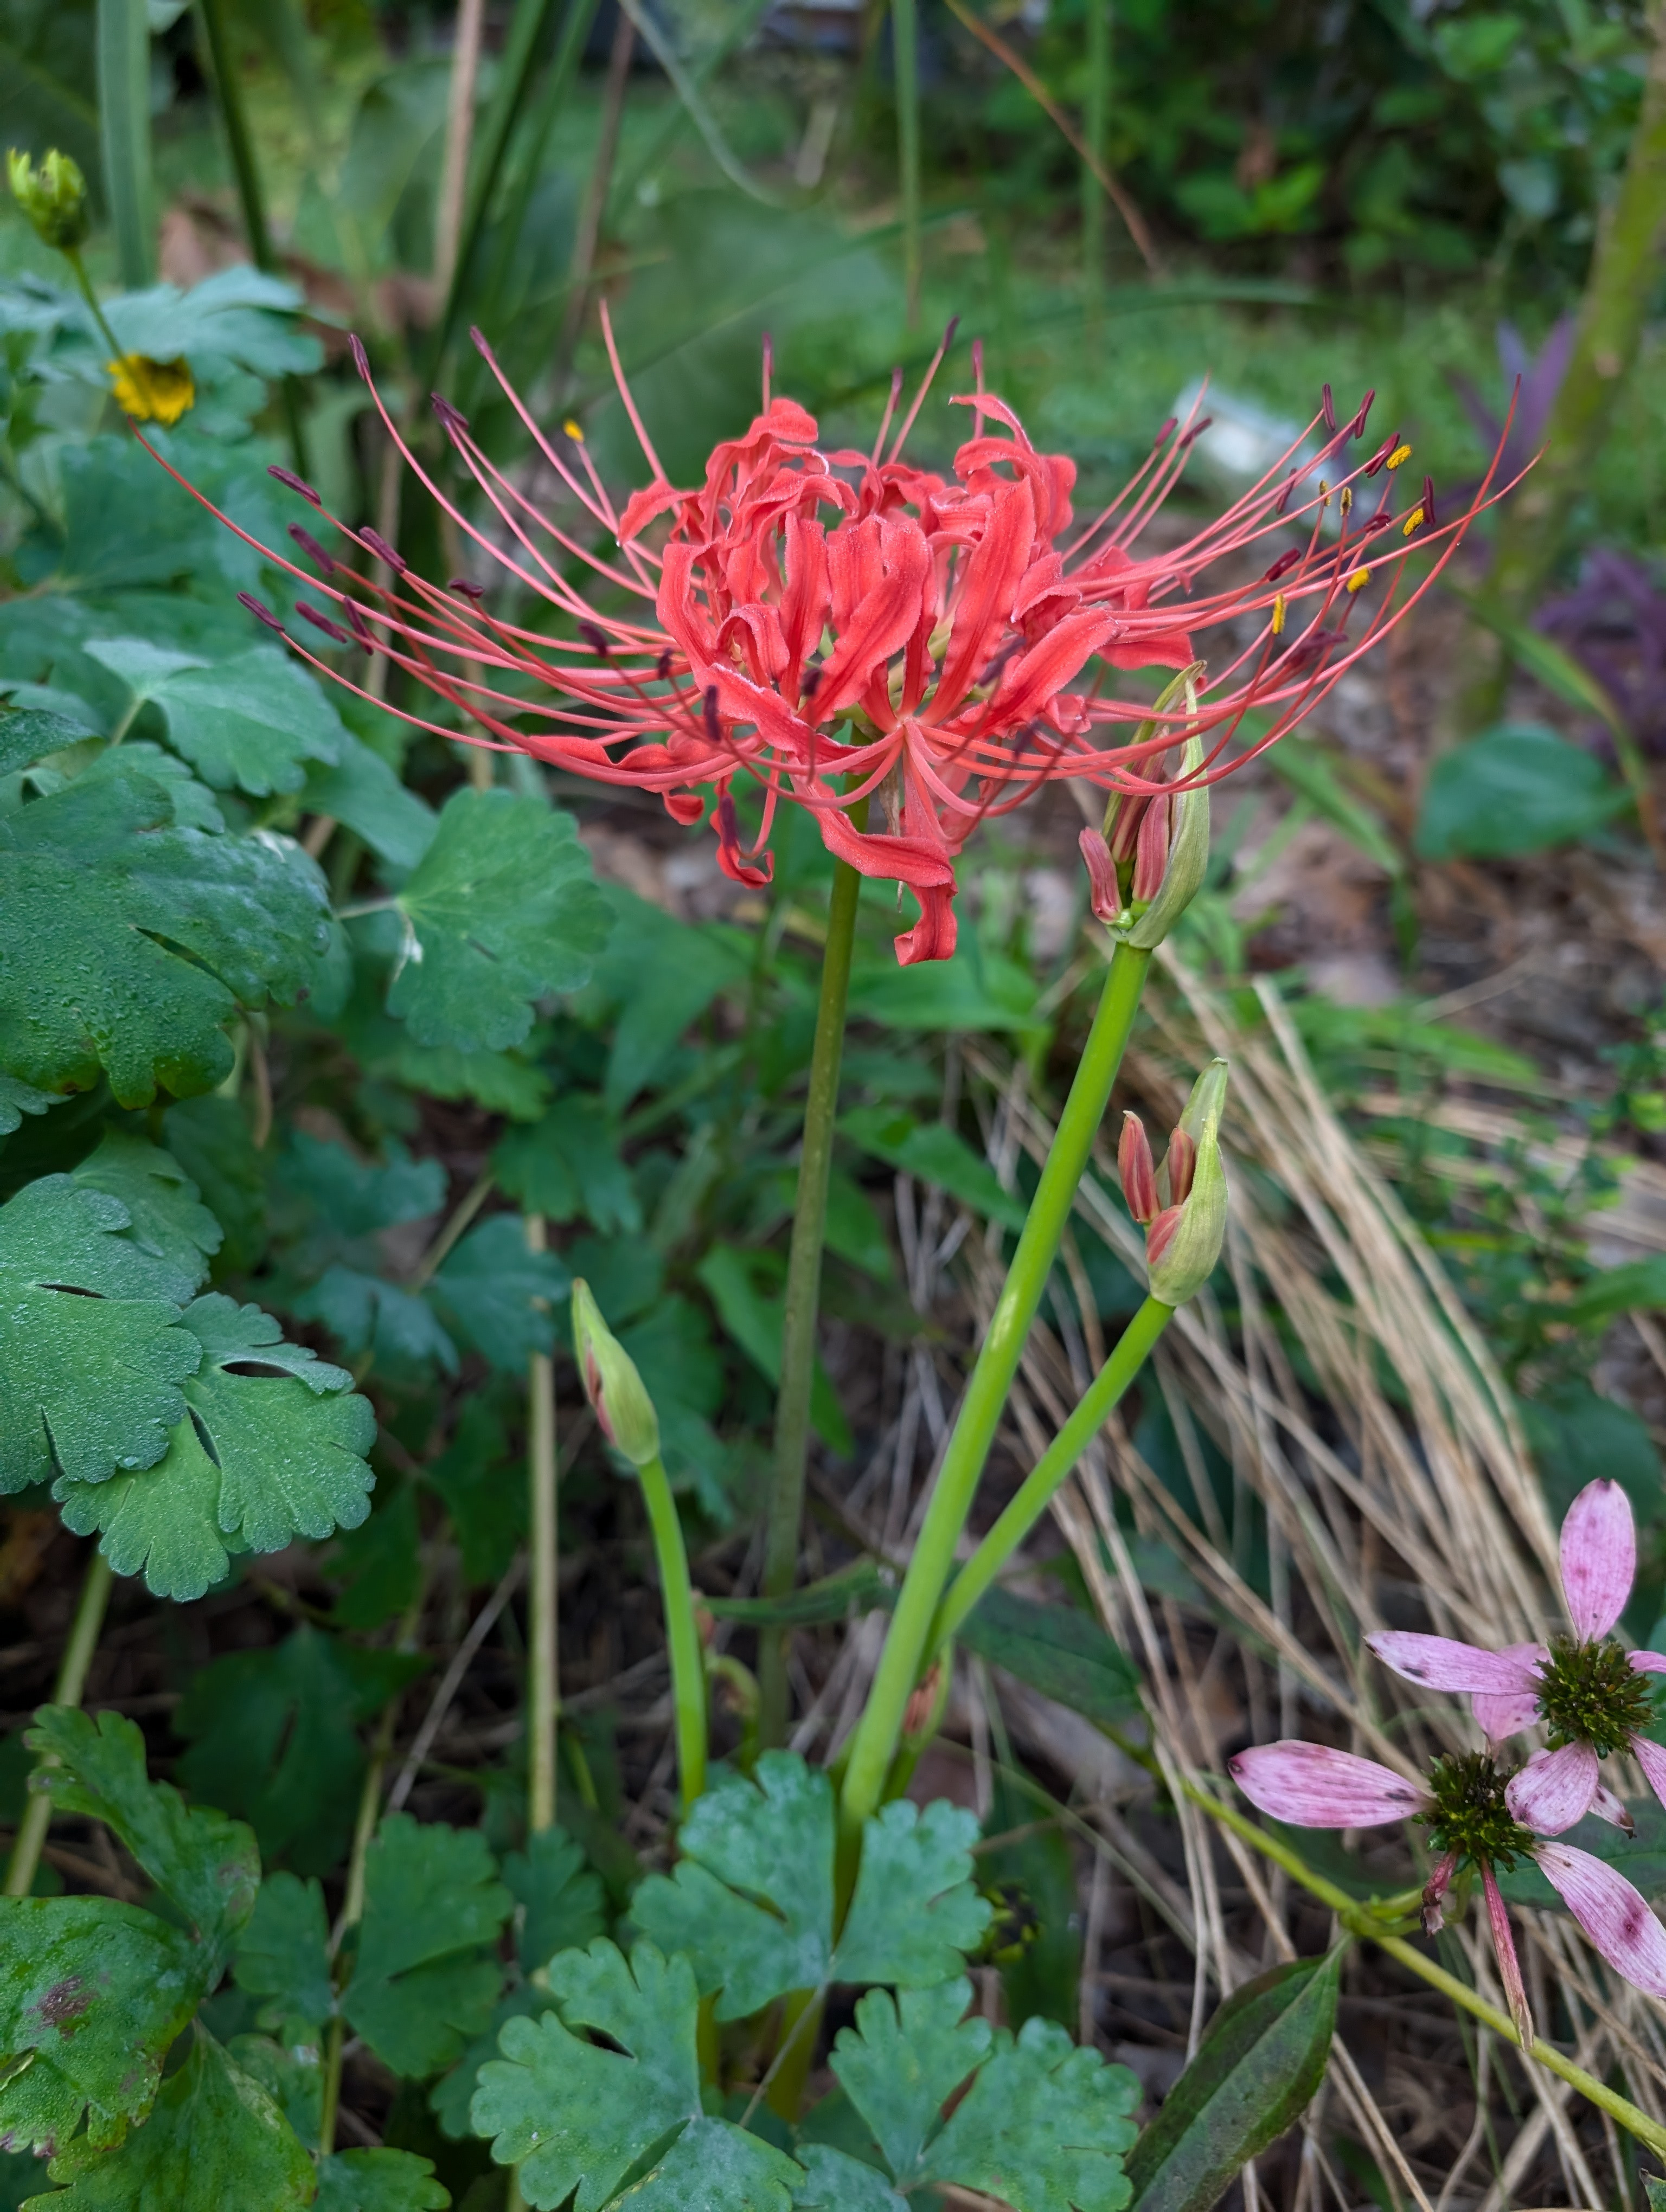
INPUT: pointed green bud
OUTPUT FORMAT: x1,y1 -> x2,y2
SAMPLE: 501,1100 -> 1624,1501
8,149 -> 89,255
1145,1058 -> 1229,1308
572,1278 -> 660,1468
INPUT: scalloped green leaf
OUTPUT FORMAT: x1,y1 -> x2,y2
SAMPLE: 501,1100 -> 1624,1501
0,746 -> 330,1105
916,2015 -> 1140,2212
630,1751 -> 990,2020
386,790 -> 611,1052
232,1873 -> 334,2049
0,1897 -> 204,2159
502,1827 -> 607,1976
25,1707 -> 259,1956
55,1294 -> 375,1599
84,640 -> 344,797
22,2027 -> 315,2210
0,1176 -> 201,1496
470,1940 -> 802,2212
314,2148 -> 450,2212
827,1980 -> 990,2185
340,1816 -> 511,2079
69,1135 -> 220,1297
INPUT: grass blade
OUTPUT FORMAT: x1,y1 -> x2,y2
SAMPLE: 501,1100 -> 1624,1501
97,0 -> 153,288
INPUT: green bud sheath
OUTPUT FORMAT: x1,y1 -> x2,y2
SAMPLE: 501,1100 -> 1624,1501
1146,1058 -> 1229,1307
572,1278 -> 661,1468
8,149 -> 91,255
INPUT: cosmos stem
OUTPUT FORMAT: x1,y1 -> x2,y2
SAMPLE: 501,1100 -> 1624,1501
1189,1780 -> 1666,2158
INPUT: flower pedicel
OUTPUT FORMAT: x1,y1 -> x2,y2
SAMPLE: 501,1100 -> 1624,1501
1231,1739 -> 1666,2049
144,311 -> 1518,963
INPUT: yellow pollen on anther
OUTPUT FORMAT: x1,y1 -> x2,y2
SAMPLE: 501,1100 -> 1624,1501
1339,485 -> 1353,515
1387,443 -> 1412,469
1402,508 -> 1425,536
1318,479 -> 1330,505
1345,566 -> 1370,593
563,418 -> 585,442
1271,593 -> 1286,635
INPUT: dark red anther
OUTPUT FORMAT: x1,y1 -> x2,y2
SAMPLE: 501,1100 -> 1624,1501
448,577 -> 486,600
342,598 -> 373,645
237,592 -> 285,633
1280,627 -> 1342,673
1274,472 -> 1300,515
656,647 -> 674,681
703,686 -> 722,745
1119,1114 -> 1159,1225
360,527 -> 406,573
289,523 -> 335,575
297,601 -> 351,644
1177,417 -> 1213,449
1422,474 -> 1437,530
431,393 -> 470,434
1321,383 -> 1336,432
1152,415 -> 1177,447
799,664 -> 823,700
1364,433 -> 1400,478
349,333 -> 371,378
943,313 -> 962,351
578,620 -> 611,656
267,464 -> 322,506
1360,512 -> 1393,539
1348,389 -> 1375,439
1263,546 -> 1304,582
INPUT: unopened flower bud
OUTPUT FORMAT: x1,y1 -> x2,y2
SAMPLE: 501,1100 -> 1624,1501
1108,721 -> 1211,953
1130,791 -> 1171,903
1078,828 -> 1120,924
1118,1112 -> 1158,1224
1162,1125 -> 1197,1206
8,149 -> 89,254
1144,1059 -> 1229,1308
572,1278 -> 660,1467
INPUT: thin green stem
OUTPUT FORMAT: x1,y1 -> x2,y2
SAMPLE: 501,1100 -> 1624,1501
637,1452 -> 707,1811
321,1585 -> 426,2155
893,0 -> 922,326
1187,1780 -> 1666,2158
932,1295 -> 1171,1652
4,1552 -> 113,1898
759,848 -> 864,1746
840,940 -> 1152,1837
527,1213 -> 559,1835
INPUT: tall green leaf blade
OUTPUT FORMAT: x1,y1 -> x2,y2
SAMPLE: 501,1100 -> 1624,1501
956,1587 -> 1144,1728
96,0 -> 153,289
1123,1954 -> 1343,2212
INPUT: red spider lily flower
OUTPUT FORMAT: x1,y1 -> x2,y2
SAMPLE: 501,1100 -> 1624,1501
144,313 -> 1521,964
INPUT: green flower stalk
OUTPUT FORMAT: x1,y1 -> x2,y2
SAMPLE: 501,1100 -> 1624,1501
572,1280 -> 707,1808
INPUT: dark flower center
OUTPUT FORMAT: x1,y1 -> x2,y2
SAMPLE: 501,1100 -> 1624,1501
1419,1752 -> 1535,1870
1536,1634 -> 1651,1757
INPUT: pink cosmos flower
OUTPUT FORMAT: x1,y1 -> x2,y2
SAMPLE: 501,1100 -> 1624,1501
1231,1740 -> 1666,2047
145,313 -> 1518,964
1367,1479 -> 1666,1837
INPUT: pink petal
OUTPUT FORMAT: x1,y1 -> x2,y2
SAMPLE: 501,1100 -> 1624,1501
1367,1632 -> 1541,1695
1631,1732 -> 1666,1814
1560,1478 -> 1635,1641
1482,1862 -> 1534,2050
1228,1742 -> 1431,1828
1590,1784 -> 1636,1835
1629,1650 -> 1666,1675
1471,1643 -> 1549,1745
1534,1841 -> 1666,1998
1505,1742 -> 1600,1836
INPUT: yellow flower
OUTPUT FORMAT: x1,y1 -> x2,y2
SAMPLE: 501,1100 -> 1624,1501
107,353 -> 195,426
